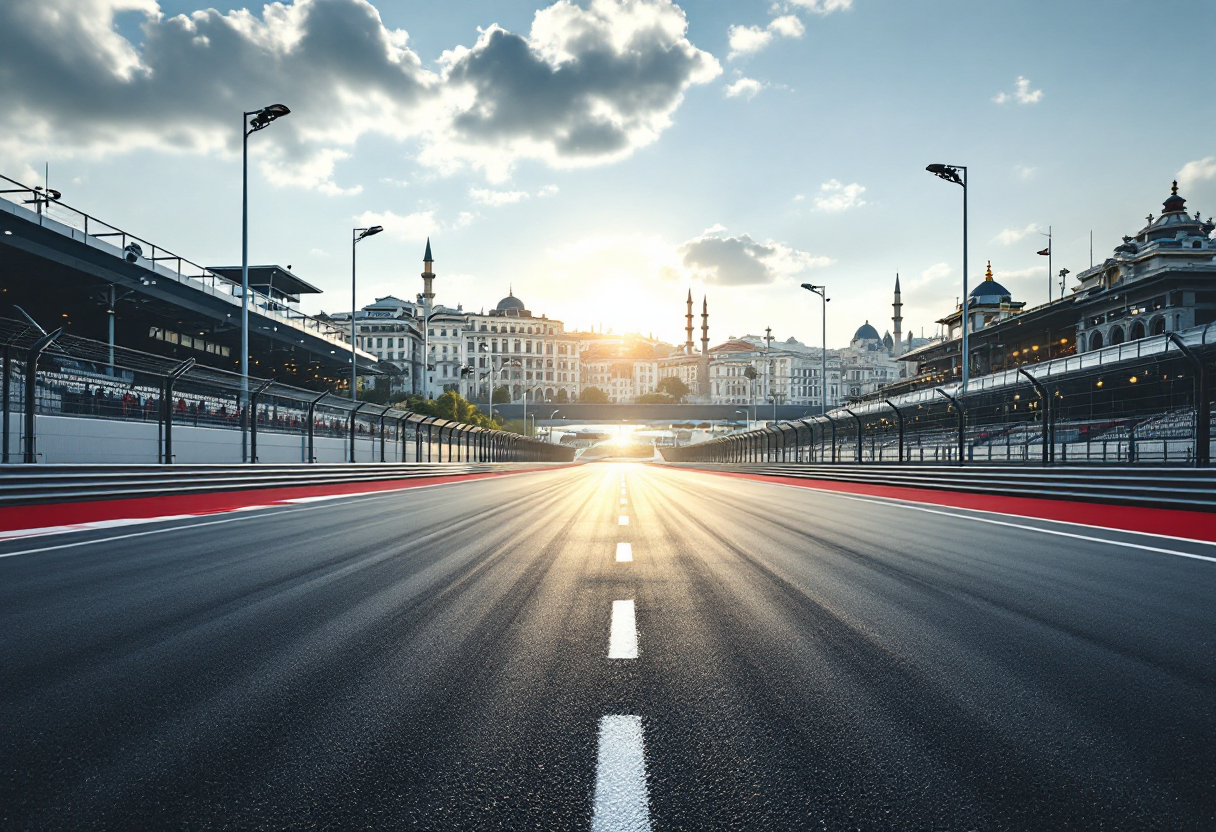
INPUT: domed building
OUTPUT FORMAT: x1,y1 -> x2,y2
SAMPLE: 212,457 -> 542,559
890,180 -> 1215,393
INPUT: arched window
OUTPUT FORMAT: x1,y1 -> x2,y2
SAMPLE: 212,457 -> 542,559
1089,331 -> 1104,351
1129,320 -> 1145,340
1108,326 -> 1124,345
1149,317 -> 1166,336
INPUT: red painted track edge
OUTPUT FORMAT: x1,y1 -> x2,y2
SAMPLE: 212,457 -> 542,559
692,469 -> 1216,543
0,466 -> 569,534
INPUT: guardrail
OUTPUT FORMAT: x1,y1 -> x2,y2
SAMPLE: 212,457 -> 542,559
662,323 -> 1214,468
1,316 -> 574,464
664,463 -> 1216,512
0,462 -> 572,509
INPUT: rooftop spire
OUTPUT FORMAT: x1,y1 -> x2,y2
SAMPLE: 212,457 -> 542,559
985,260 -> 994,281
423,237 -> 433,263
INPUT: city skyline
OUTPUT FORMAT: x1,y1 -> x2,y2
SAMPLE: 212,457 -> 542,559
2,0 -> 1214,349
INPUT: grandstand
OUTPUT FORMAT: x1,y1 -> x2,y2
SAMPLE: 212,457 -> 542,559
0,172 -> 375,390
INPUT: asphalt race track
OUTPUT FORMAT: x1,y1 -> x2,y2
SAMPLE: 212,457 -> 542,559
2,463 -> 1213,830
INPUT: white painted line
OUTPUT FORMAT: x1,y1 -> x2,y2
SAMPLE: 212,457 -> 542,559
608,600 -> 638,659
722,476 -> 1216,565
592,715 -> 652,832
620,497 -> 628,505
619,515 -> 629,526
616,542 -> 633,562
0,478 -> 500,560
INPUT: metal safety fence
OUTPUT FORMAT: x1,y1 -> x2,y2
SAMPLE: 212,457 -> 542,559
662,324 -> 1215,468
0,317 -> 573,465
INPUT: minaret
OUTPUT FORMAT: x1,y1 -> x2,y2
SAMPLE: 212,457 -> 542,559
684,290 -> 694,355
420,238 -> 435,397
698,296 -> 710,397
700,297 -> 709,356
891,273 -> 903,357
421,238 -> 436,305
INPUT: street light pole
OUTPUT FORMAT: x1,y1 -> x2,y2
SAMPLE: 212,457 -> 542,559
549,409 -> 561,443
350,225 -> 384,401
801,284 -> 829,415
926,163 -> 970,390
240,103 -> 289,463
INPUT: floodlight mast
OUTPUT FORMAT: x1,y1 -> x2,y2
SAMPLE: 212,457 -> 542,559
800,283 -> 829,416
351,225 -> 384,401
240,103 -> 290,462
926,163 -> 969,390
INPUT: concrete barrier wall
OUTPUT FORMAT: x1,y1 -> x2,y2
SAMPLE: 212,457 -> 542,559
7,414 -> 418,465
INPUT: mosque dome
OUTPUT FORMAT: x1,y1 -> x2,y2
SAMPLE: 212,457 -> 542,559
853,321 -> 881,342
969,261 -> 1012,303
496,292 -> 525,312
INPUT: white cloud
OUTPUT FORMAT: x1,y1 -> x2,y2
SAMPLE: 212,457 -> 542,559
1178,156 -> 1216,189
727,25 -> 772,58
0,0 -> 721,190
537,184 -> 560,197
768,15 -> 806,37
813,179 -> 866,212
355,209 -> 440,241
993,76 -> 1043,105
1014,164 -> 1037,180
787,0 -> 853,14
909,261 -> 952,290
724,77 -> 766,99
679,226 -> 831,285
793,193 -> 805,201
469,187 -> 530,206
994,223 -> 1039,245
727,13 -> 804,59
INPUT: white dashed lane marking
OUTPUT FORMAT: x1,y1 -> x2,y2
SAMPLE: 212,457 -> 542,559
591,715 -> 652,832
608,600 -> 638,659
616,542 -> 632,562
619,516 -> 629,526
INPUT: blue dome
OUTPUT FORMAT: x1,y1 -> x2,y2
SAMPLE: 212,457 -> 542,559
496,293 -> 525,312
970,280 -> 1012,302
853,321 -> 881,341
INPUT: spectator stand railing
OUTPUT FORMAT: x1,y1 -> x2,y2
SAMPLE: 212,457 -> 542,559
663,323 -> 1215,468
0,316 -> 572,464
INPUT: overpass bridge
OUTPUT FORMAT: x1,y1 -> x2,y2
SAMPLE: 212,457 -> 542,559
488,402 -> 823,424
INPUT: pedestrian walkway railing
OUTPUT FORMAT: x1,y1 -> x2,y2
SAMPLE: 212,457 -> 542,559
0,316 -> 573,465
661,323 -> 1215,468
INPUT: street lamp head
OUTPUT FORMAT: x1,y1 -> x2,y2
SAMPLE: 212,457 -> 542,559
248,103 -> 290,131
355,225 -> 384,242
926,163 -> 964,186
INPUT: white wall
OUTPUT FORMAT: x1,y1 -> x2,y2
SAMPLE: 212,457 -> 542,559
7,414 -> 420,464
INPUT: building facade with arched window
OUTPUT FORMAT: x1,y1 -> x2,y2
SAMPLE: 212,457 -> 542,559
893,181 -> 1215,394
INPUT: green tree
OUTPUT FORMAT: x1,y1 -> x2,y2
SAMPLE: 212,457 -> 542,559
554,389 -> 570,403
492,385 -> 513,404
580,386 -> 610,403
636,392 -> 676,404
656,376 -> 690,402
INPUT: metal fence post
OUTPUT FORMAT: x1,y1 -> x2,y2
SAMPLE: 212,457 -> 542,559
1167,333 -> 1210,467
160,358 -> 196,465
22,328 -> 63,463
249,379 -> 274,464
2,342 -> 11,463
379,412 -> 387,463
885,400 -> 904,463
825,414 -> 838,463
349,402 -> 367,463
306,390 -> 329,463
935,387 -> 966,466
844,408 -> 862,463
1016,368 -> 1052,465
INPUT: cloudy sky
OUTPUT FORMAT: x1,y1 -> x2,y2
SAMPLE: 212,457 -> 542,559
2,0 -> 1214,347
